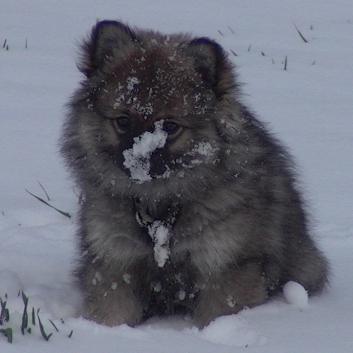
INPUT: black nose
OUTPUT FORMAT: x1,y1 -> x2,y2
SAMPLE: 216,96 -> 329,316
149,150 -> 170,178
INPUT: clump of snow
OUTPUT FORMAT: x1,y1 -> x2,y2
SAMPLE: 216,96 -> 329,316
225,295 -> 236,308
283,281 -> 309,309
177,289 -> 186,301
176,141 -> 218,169
148,221 -> 170,267
91,271 -> 103,286
123,120 -> 167,183
152,281 -> 162,292
187,141 -> 217,157
126,76 -> 140,91
123,273 -> 132,284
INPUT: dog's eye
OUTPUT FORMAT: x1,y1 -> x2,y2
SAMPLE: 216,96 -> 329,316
163,121 -> 180,135
112,117 -> 131,132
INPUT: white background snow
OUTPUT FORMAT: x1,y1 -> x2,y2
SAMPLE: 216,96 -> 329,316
1,0 -> 353,351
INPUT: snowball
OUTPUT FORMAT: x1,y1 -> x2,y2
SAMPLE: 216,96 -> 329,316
283,281 -> 308,308
123,120 -> 167,183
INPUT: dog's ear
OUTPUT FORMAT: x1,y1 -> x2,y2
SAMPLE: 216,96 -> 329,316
79,20 -> 137,77
184,38 -> 235,97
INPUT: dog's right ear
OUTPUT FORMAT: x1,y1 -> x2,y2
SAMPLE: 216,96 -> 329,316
79,20 -> 137,77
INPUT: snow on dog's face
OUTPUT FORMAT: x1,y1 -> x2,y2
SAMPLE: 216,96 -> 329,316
70,21 -> 236,196
121,120 -> 168,183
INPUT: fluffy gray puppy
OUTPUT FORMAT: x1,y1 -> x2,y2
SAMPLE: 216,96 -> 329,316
60,20 -> 329,327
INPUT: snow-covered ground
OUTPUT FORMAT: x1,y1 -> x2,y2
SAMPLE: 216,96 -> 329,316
1,0 -> 352,351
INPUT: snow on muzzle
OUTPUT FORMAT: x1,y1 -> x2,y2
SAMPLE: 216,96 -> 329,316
122,120 -> 168,184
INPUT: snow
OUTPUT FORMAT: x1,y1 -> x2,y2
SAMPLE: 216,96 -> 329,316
147,221 -> 171,268
123,120 -> 167,183
282,281 -> 309,309
1,0 -> 353,351
195,315 -> 265,347
186,142 -> 217,161
126,76 -> 140,92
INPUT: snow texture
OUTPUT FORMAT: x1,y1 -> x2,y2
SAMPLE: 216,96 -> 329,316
1,0 -> 353,352
195,315 -> 266,347
283,281 -> 309,309
184,142 -> 217,166
147,221 -> 170,267
123,120 -> 167,183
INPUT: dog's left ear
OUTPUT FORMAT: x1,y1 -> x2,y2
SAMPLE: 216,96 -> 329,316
79,20 -> 138,77
184,38 -> 235,97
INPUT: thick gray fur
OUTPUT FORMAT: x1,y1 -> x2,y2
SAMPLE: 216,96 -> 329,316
60,20 -> 329,327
